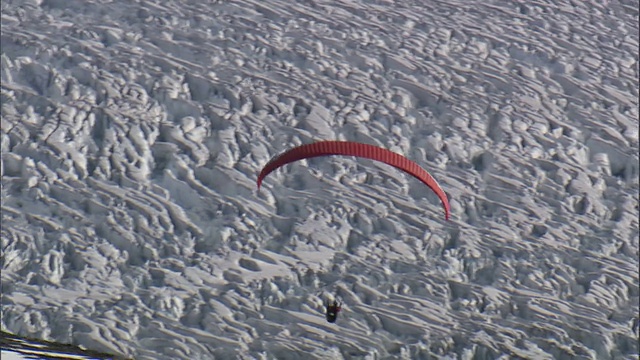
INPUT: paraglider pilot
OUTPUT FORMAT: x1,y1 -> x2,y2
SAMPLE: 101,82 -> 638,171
325,300 -> 342,323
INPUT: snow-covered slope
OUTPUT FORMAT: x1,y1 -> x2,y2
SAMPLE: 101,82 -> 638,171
1,0 -> 638,359
1,329 -> 126,359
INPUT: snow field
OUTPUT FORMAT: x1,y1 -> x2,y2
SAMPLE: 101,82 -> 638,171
1,0 -> 638,359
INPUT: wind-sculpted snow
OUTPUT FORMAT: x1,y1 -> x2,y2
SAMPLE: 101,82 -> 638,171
1,0 -> 638,359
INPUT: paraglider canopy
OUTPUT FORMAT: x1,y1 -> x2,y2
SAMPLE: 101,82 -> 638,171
257,141 -> 450,220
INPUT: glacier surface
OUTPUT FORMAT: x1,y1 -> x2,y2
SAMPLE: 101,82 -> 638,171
1,0 -> 638,359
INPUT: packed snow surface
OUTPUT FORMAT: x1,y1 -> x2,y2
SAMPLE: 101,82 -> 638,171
1,0 -> 638,359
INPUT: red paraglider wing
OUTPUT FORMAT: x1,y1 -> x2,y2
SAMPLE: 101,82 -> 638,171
257,141 -> 450,220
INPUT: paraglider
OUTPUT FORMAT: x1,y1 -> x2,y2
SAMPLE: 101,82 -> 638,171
325,300 -> 342,323
257,141 -> 450,220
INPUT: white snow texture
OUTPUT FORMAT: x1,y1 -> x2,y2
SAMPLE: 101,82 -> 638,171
1,0 -> 638,359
